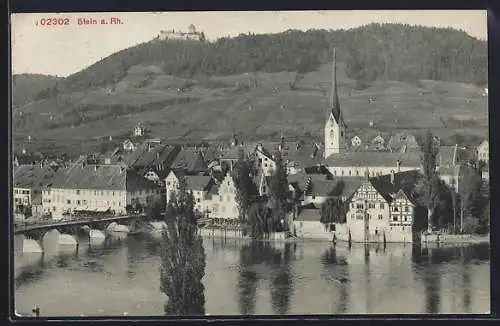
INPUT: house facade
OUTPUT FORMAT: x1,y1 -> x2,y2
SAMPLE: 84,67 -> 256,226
477,140 -> 489,163
13,165 -> 55,218
293,209 -> 334,240
337,171 -> 424,243
351,136 -> 362,147
210,173 -> 239,222
254,144 -> 276,176
43,164 -> 160,219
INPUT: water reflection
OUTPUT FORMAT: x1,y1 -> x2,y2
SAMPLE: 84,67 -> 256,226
320,246 -> 349,314
237,242 -> 296,315
14,236 -> 490,316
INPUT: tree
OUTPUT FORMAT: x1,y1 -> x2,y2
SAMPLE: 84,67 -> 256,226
458,164 -> 484,233
23,205 -> 33,218
232,149 -> 257,223
160,176 -> 206,315
417,130 -> 440,232
320,198 -> 346,227
268,152 -> 289,232
246,202 -> 272,239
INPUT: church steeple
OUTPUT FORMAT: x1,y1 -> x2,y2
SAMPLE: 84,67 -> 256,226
328,48 -> 344,126
324,47 -> 347,159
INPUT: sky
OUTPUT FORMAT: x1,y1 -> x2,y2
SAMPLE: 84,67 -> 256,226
11,10 -> 487,77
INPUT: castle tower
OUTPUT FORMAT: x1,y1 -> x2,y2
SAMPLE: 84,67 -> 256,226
324,48 -> 347,158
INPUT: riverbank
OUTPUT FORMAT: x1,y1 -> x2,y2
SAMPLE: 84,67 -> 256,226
421,233 -> 490,245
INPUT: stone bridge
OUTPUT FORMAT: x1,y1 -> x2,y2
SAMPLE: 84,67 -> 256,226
14,213 -> 164,253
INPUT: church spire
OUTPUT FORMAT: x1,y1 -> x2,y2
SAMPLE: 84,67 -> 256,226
328,48 -> 342,124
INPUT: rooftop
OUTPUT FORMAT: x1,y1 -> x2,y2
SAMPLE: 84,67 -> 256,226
13,165 -> 55,189
324,151 -> 421,168
185,175 -> 212,191
50,164 -> 159,191
368,170 -> 423,204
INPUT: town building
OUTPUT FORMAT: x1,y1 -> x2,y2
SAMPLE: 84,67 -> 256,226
209,172 -> 239,224
321,48 -> 422,178
293,209 -> 334,240
122,139 -> 138,152
477,140 -> 489,163
42,163 -> 161,219
254,143 -> 277,176
337,170 -> 425,243
133,123 -> 145,137
185,175 -> 213,215
351,136 -> 362,147
13,165 -> 55,218
371,135 -> 386,150
157,24 -> 203,41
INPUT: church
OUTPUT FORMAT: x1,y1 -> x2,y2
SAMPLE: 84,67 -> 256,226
322,49 -> 422,178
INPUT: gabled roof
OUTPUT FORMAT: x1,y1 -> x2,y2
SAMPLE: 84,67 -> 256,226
368,170 -> 423,204
49,164 -> 158,191
13,165 -> 55,189
307,179 -> 339,197
185,175 -> 212,191
171,148 -> 207,172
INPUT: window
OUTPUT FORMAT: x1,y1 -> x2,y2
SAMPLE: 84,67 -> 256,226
378,214 -> 383,219
312,195 -> 316,200
220,195 -> 223,201
393,216 -> 398,222
404,206 -> 409,212
197,198 -> 201,203
112,191 -> 115,196
83,200 -> 87,205
368,203 -> 375,208
264,164 -> 268,168
351,203 -> 355,209
94,190 -> 97,196
76,190 -> 80,195
101,191 -> 104,196
329,224 -> 336,232
356,203 -> 364,209
77,200 -> 81,205
393,207 -> 399,212
341,170 -> 344,176
67,200 -> 71,204
404,217 -> 408,222
380,203 -> 384,209
334,170 -> 337,176
356,170 -> 359,176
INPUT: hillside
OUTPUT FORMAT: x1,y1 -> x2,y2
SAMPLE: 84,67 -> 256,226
12,74 -> 61,107
12,24 -> 488,155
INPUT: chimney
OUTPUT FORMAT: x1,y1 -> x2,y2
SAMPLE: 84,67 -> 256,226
390,170 -> 395,185
396,160 -> 401,172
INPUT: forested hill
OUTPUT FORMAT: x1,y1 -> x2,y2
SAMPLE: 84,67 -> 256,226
35,23 -> 487,99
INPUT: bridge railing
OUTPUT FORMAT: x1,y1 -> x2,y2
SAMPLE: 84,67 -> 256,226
13,213 -> 147,231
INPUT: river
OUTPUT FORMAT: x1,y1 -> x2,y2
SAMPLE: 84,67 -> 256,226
14,233 -> 490,316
